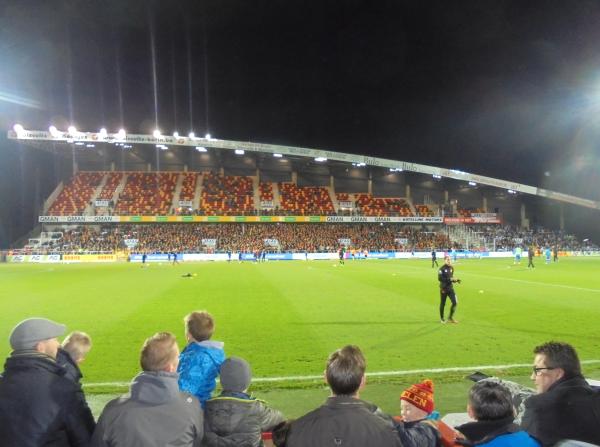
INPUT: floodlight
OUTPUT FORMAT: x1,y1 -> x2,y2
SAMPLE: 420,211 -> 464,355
68,126 -> 77,134
189,132 -> 196,139
49,125 -> 59,136
86,144 -> 95,148
235,149 -> 245,155
75,142 -> 85,146
205,133 -> 211,140
13,124 -> 24,134
153,129 -> 161,138
173,131 -> 179,138
273,153 -> 283,158
468,181 -> 477,186
314,157 -> 327,162
433,174 -> 442,179
195,146 -> 207,152
99,128 -> 107,137
117,129 -> 126,139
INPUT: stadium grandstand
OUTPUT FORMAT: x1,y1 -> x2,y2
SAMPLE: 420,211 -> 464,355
3,128 -> 598,260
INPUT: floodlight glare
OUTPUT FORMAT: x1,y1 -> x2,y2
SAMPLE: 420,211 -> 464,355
13,124 -> 24,134
314,157 -> 327,162
173,131 -> 179,138
195,146 -> 207,152
468,181 -> 477,186
189,132 -> 196,139
86,144 -> 95,148
99,128 -> 107,137
117,129 -> 126,139
205,133 -> 211,140
68,126 -> 77,134
273,153 -> 283,158
153,129 -> 161,138
235,149 -> 245,155
49,125 -> 59,136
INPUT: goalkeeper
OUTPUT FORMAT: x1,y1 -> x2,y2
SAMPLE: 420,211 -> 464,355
438,255 -> 461,324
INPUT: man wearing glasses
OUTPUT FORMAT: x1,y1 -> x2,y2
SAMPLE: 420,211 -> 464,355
520,341 -> 600,446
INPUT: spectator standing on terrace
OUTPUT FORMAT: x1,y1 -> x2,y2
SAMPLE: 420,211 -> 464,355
274,345 -> 402,447
203,357 -> 285,446
57,330 -> 92,383
178,311 -> 225,407
456,381 -> 540,446
520,341 -> 600,446
91,332 -> 203,447
439,255 -> 460,324
0,317 -> 95,446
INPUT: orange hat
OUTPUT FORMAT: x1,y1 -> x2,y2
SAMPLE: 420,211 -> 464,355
400,379 -> 434,414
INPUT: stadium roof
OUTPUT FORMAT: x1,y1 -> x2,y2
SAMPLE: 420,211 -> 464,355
8,128 -> 599,211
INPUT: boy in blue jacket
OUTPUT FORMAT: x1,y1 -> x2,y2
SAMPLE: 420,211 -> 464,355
177,310 -> 225,407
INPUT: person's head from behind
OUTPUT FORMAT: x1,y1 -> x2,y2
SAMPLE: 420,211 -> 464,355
140,332 -> 179,373
184,310 -> 214,343
531,341 -> 581,393
61,331 -> 92,364
220,356 -> 252,393
467,381 -> 514,422
9,317 -> 66,359
400,379 -> 435,422
325,345 -> 366,397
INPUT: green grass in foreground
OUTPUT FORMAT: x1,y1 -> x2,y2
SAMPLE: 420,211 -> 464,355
1,257 -> 599,416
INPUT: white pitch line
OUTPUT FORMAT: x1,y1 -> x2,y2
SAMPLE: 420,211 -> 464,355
84,359 -> 600,388
465,272 -> 600,293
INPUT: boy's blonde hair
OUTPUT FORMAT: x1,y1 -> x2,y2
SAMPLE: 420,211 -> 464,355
61,331 -> 92,362
184,311 -> 215,342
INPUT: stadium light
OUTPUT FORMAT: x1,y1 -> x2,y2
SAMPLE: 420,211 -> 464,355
68,126 -> 77,134
235,149 -> 245,155
508,189 -> 516,194
195,146 -> 207,152
49,125 -> 60,137
173,131 -> 179,138
273,153 -> 283,158
433,174 -> 442,179
468,181 -> 477,186
205,133 -> 211,140
75,142 -> 85,146
99,128 -> 108,138
86,144 -> 95,148
117,129 -> 126,139
153,129 -> 161,138
314,157 -> 327,162
189,132 -> 196,139
13,124 -> 24,135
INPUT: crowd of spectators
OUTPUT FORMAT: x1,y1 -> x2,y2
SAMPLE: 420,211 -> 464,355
1,315 -> 599,447
37,224 -> 454,254
477,225 -> 599,251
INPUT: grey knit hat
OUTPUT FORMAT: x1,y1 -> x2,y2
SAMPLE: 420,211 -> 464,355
9,318 -> 66,350
220,356 -> 252,392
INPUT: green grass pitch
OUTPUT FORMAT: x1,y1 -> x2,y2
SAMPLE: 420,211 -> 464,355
1,257 -> 599,416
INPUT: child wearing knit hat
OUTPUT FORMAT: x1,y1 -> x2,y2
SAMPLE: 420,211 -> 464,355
400,379 -> 436,422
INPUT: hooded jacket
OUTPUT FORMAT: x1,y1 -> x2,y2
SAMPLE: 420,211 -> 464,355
457,417 -> 540,447
90,371 -> 203,447
203,391 -> 285,447
0,351 -> 95,447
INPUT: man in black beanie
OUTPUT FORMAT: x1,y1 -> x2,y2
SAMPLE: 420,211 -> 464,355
0,317 -> 95,447
203,356 -> 285,447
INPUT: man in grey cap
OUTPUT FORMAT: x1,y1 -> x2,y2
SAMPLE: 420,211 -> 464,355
0,317 -> 96,447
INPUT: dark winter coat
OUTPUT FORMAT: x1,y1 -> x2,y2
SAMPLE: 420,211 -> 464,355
0,351 -> 96,447
203,391 -> 285,447
520,375 -> 600,446
394,418 -> 441,447
275,395 -> 402,447
56,348 -> 83,383
91,371 -> 203,447
457,416 -> 540,447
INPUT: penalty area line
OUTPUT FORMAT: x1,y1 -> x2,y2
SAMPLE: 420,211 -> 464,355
84,359 -> 600,388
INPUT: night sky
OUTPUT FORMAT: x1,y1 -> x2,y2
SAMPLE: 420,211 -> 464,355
2,1 -> 600,210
